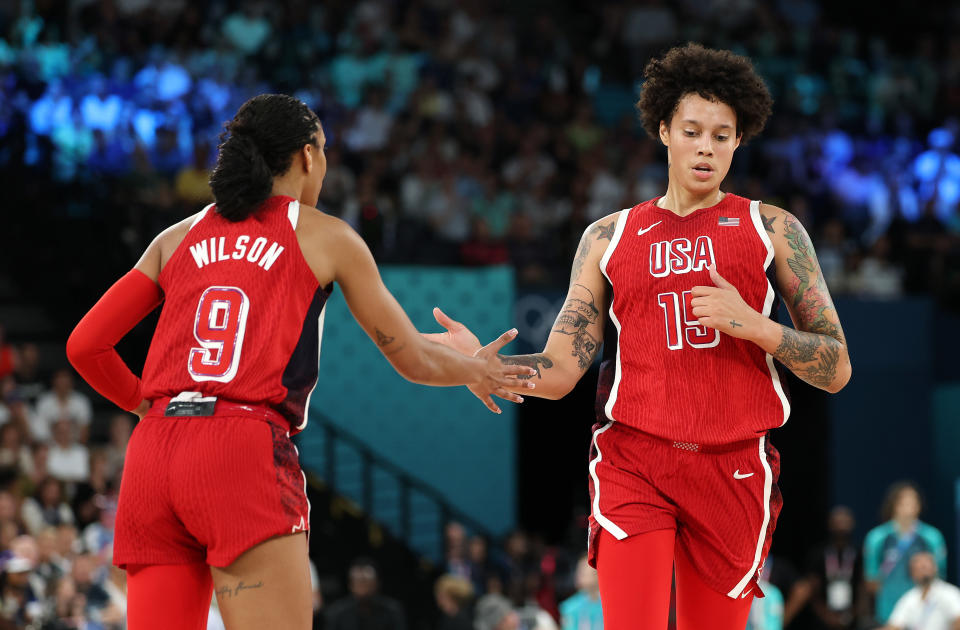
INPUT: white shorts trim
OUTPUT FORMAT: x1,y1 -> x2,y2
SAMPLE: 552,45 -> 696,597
727,434 -> 773,599
589,421 -> 628,540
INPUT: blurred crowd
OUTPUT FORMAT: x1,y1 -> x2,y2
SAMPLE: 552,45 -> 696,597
415,483 -> 957,630
0,0 -> 959,307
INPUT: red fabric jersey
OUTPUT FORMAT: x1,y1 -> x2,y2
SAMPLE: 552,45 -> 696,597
596,194 -> 790,445
142,196 -> 330,434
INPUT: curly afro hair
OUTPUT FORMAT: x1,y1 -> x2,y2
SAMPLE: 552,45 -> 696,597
636,43 -> 772,144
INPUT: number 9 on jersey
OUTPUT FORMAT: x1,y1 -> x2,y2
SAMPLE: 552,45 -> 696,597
188,286 -> 250,383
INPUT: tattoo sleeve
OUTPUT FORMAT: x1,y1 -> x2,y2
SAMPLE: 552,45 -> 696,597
569,218 -> 615,286
551,284 -> 602,370
769,210 -> 848,390
498,354 -> 554,380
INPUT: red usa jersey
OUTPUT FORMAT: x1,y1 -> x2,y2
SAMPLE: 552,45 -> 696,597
142,196 -> 330,434
595,194 -> 790,445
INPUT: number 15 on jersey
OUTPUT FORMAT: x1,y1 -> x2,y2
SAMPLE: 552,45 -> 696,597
657,290 -> 719,351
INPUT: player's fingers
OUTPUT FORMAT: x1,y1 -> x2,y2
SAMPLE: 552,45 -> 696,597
504,378 -> 536,389
709,265 -> 733,289
421,332 -> 445,343
486,328 -> 519,353
502,364 -> 537,377
698,316 -> 716,329
433,306 -> 462,331
690,286 -> 716,297
495,389 -> 524,404
692,306 -> 708,317
481,394 -> 501,414
690,297 -> 708,307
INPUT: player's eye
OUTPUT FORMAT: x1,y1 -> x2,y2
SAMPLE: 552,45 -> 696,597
684,130 -> 697,137
716,135 -> 729,141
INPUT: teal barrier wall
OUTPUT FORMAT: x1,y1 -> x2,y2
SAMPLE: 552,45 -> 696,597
298,266 -> 517,536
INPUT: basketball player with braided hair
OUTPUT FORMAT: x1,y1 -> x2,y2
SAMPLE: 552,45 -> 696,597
429,44 -> 851,629
67,94 -> 535,630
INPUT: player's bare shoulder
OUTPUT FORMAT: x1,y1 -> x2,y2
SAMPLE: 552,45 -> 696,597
756,202 -> 795,239
135,210 -> 207,281
293,203 -> 362,286
569,211 -> 622,285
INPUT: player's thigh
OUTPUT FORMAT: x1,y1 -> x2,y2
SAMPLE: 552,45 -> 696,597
211,532 -> 312,630
674,546 -> 753,630
596,527 -> 675,630
127,562 -> 213,630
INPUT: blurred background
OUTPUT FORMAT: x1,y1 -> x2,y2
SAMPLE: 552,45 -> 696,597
0,0 -> 959,628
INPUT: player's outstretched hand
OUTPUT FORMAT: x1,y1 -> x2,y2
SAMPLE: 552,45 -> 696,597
421,307 -> 482,356
690,265 -> 761,340
471,328 -> 537,414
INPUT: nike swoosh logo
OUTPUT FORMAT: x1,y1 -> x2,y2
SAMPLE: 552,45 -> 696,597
741,587 -> 753,599
637,221 -> 662,236
733,470 -> 754,480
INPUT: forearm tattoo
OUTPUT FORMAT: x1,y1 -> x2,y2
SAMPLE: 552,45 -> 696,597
375,328 -> 405,355
552,284 -> 601,370
569,218 -> 615,286
498,354 -> 554,380
768,210 -> 848,390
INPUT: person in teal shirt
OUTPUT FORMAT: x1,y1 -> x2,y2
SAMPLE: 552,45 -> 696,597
559,555 -> 603,630
745,575 -> 784,630
863,482 -> 947,624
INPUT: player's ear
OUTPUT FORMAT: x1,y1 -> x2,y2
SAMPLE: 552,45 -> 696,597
301,143 -> 313,173
734,132 -> 742,151
659,120 -> 670,147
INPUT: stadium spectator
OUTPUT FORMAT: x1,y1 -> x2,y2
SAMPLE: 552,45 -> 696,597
11,343 -> 44,405
745,564 -> 785,630
885,551 -> 960,630
102,414 -> 132,481
0,555 -> 42,627
0,327 -> 14,384
805,506 -> 863,630
0,422 -> 30,472
865,482 -> 947,625
34,370 -> 92,444
325,557 -> 406,630
435,574 -> 474,630
46,419 -> 89,484
558,555 -> 602,630
21,477 -> 74,536
475,593 -> 519,630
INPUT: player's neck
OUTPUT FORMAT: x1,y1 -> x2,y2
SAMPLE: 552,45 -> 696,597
893,517 -> 917,534
657,185 -> 724,217
270,174 -> 304,203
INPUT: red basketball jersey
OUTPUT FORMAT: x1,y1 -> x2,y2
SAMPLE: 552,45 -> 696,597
141,196 -> 330,434
596,194 -> 790,445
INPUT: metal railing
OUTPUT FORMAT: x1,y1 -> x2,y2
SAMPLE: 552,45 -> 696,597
301,413 -> 492,562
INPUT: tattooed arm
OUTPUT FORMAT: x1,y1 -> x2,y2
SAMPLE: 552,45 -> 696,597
496,214 -> 619,399
758,204 -> 851,392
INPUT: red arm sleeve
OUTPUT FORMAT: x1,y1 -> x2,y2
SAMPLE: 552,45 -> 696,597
66,269 -> 163,411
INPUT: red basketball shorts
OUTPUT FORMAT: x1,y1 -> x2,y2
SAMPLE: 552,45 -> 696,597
113,399 -> 309,569
587,420 -> 782,599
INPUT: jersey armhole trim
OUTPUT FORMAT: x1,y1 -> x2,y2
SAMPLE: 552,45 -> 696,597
189,205 -> 213,231
748,200 -> 791,426
599,208 -> 631,278
287,200 -> 300,230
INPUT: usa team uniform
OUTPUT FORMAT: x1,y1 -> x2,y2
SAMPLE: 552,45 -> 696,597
587,193 -> 790,599
113,196 -> 329,569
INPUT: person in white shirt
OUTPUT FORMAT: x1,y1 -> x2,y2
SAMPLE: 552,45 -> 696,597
886,552 -> 960,630
47,419 -> 90,483
34,369 -> 92,443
